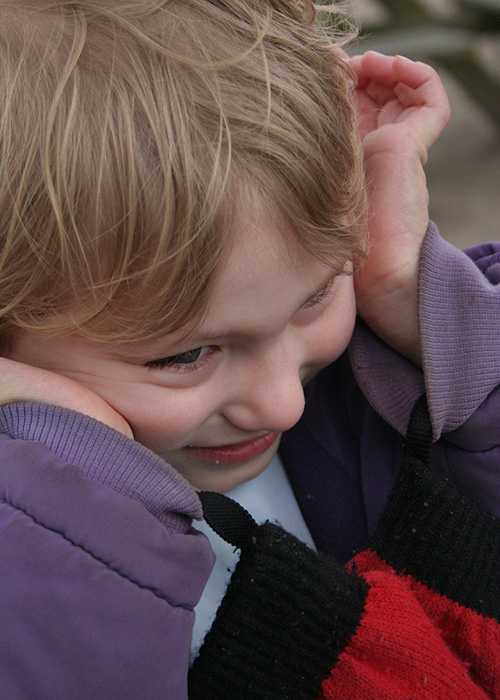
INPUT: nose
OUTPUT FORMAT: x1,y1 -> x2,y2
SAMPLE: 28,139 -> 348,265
221,345 -> 306,434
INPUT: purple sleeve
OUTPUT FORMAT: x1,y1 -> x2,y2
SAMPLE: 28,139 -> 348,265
350,222 -> 500,517
0,411 -> 214,699
0,401 -> 203,529
350,221 -> 500,439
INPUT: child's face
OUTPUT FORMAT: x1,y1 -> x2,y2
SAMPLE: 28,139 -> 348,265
8,212 -> 356,492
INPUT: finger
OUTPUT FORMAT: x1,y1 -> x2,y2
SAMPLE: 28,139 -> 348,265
359,79 -> 400,106
392,56 -> 451,123
349,52 -> 413,104
392,55 -> 441,90
348,53 -> 399,98
358,51 -> 401,87
351,51 -> 450,144
392,66 -> 450,149
355,51 -> 446,109
347,54 -> 370,88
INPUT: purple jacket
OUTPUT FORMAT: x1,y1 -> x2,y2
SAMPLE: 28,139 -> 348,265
1,223 -> 499,699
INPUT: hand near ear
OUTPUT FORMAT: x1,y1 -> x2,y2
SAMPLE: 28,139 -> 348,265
0,356 -> 133,438
346,52 -> 450,363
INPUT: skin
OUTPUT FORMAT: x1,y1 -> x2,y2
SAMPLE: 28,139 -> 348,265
7,212 -> 356,492
348,52 -> 450,362
0,52 -> 450,491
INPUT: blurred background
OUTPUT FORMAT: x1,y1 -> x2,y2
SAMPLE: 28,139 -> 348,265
346,0 -> 500,248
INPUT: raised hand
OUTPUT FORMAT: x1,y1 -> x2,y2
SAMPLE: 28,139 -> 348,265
347,52 -> 450,363
0,356 -> 133,438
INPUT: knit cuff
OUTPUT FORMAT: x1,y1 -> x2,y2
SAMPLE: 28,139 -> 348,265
366,394 -> 500,620
188,521 -> 368,700
0,401 -> 201,528
189,399 -> 500,699
370,447 -> 500,621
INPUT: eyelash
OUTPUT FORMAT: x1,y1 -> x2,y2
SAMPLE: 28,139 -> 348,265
145,346 -> 215,373
301,276 -> 336,310
144,277 -> 336,372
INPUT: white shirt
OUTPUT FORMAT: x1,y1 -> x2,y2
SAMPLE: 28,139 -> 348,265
190,453 -> 316,661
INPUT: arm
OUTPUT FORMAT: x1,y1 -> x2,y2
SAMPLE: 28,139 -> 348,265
350,227 -> 500,519
0,402 -> 213,700
434,242 -> 500,514
351,227 -> 500,437
346,53 -> 500,519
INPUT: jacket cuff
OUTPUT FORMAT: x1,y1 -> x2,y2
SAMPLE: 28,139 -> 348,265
350,222 -> 500,439
0,401 -> 202,528
189,520 -> 368,700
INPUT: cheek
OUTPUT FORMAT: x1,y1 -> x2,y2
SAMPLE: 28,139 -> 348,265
120,386 -> 215,453
311,277 -> 357,365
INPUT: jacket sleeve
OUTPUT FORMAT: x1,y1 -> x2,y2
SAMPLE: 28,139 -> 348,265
350,222 -> 500,517
0,406 -> 214,700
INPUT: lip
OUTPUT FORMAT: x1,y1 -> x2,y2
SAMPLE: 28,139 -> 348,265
182,432 -> 280,465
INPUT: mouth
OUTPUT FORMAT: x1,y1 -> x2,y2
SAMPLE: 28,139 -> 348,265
182,432 -> 280,465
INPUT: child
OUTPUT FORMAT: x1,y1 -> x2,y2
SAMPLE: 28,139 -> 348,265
0,1 -> 499,698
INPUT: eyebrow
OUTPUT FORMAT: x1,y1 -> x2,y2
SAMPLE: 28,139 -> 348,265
111,267 -> 341,361
197,267 -> 338,334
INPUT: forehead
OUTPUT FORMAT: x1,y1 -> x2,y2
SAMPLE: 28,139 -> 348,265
217,216 -> 307,291
197,211 -> 339,339
108,205 -> 345,359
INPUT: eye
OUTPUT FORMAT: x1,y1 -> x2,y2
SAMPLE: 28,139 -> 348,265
145,346 -> 214,372
301,276 -> 337,310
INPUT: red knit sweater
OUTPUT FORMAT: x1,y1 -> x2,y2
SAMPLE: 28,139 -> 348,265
188,396 -> 500,699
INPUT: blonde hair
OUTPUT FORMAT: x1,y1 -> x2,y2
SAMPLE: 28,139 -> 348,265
0,0 -> 366,344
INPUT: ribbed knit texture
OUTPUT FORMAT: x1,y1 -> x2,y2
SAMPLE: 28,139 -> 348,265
350,224 -> 500,439
189,396 -> 500,699
189,519 -> 368,700
0,402 -> 201,530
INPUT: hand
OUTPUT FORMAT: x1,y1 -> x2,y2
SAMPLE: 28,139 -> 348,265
346,52 -> 450,364
0,356 -> 133,439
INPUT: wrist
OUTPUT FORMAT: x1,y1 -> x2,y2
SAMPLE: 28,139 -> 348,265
355,269 -> 421,366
